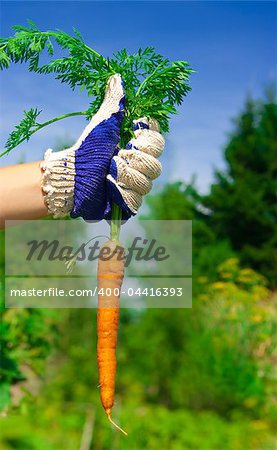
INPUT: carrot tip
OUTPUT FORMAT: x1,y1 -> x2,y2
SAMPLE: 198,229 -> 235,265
107,412 -> 128,436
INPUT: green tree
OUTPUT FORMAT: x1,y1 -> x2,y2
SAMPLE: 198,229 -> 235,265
204,92 -> 277,286
144,181 -> 236,285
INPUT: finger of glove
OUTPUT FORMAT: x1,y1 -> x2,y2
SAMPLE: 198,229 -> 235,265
118,149 -> 162,180
133,117 -> 160,132
112,156 -> 153,195
107,174 -> 142,214
128,130 -> 165,158
69,74 -> 125,152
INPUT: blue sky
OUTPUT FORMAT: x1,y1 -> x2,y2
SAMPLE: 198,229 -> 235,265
0,1 -> 276,192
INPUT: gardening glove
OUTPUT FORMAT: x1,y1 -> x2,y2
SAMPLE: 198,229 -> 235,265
41,73 -> 125,220
41,74 -> 164,220
106,117 -> 164,219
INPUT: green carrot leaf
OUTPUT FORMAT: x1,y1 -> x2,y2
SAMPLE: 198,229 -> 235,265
1,21 -> 193,153
4,108 -> 42,154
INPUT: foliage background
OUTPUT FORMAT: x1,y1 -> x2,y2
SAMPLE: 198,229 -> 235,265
1,91 -> 276,450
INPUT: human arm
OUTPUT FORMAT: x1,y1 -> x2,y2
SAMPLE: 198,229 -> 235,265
0,161 -> 47,228
0,74 -> 164,228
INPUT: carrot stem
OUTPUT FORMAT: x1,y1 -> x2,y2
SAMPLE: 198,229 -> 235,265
110,131 -> 128,241
110,202 -> 122,241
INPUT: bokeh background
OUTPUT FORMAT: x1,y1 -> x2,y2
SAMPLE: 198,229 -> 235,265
1,1 -> 276,449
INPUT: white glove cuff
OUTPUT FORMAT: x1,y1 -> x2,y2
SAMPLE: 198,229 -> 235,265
40,148 -> 75,217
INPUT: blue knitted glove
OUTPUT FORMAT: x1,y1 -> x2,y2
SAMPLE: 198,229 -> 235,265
41,75 -> 164,221
106,117 -> 164,219
41,74 -> 125,220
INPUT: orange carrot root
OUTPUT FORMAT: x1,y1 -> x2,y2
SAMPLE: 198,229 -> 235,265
97,240 -> 126,434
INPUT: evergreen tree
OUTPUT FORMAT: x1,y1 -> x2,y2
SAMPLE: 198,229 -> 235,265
204,92 -> 277,286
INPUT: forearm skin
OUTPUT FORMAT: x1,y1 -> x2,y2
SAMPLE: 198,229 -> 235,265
0,161 -> 48,229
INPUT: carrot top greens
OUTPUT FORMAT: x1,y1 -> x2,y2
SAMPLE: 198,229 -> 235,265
0,20 -> 193,156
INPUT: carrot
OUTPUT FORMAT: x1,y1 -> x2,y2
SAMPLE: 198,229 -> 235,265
97,239 -> 127,435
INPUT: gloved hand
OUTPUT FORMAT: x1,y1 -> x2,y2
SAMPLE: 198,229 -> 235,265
41,74 -> 164,220
107,117 -> 164,219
